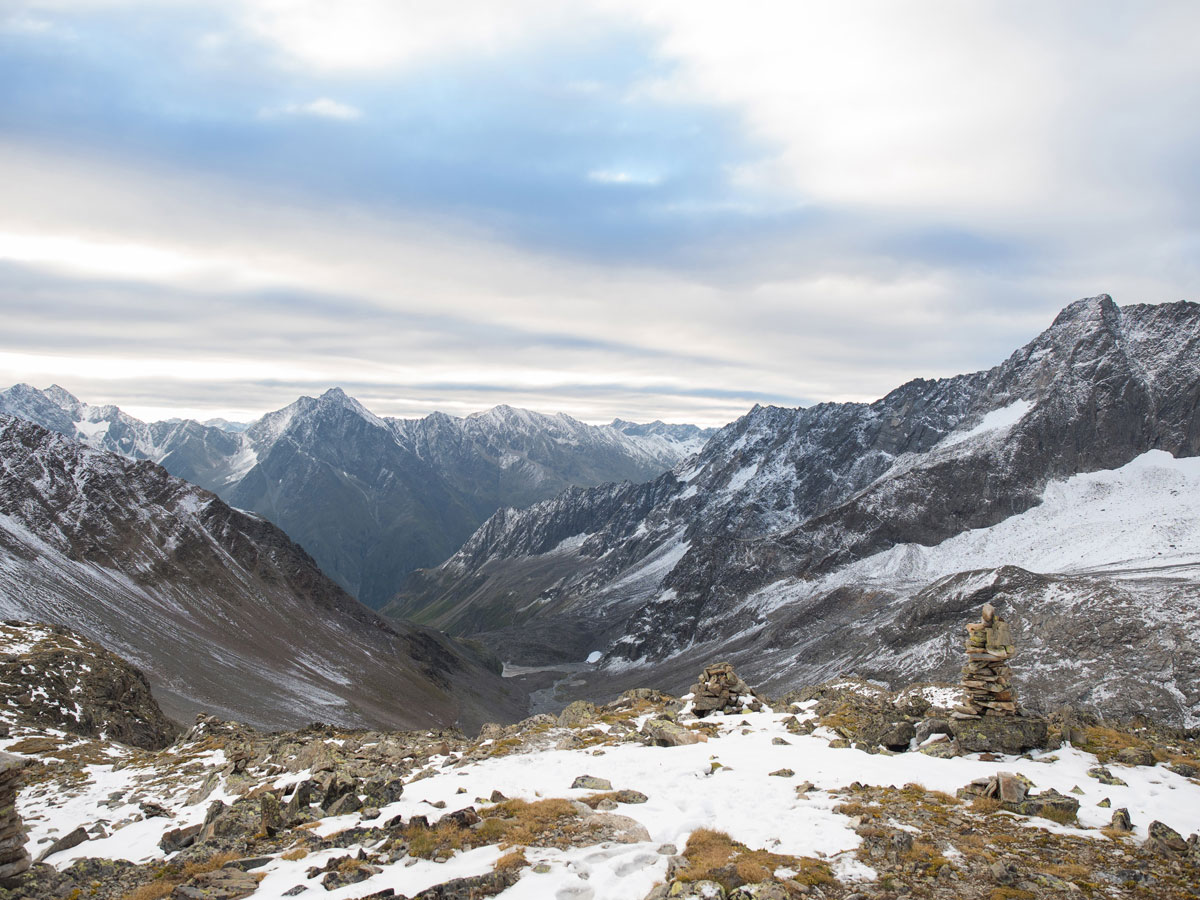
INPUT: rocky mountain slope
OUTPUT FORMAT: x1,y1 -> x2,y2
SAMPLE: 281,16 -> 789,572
392,296 -> 1200,724
0,415 -> 523,732
0,386 -> 708,607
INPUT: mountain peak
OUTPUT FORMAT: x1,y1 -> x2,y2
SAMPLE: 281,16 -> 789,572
1049,293 -> 1118,330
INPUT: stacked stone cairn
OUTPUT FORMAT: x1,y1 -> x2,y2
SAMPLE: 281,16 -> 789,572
953,603 -> 1018,719
688,662 -> 765,717
0,752 -> 30,884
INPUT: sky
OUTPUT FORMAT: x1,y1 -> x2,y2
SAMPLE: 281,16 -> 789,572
1,1 -> 1197,426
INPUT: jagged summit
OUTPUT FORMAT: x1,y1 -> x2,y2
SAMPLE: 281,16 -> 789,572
0,414 -> 520,732
392,296 -> 1200,725
0,384 -> 714,607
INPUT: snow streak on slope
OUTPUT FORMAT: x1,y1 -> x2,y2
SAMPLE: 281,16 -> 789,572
824,449 -> 1200,592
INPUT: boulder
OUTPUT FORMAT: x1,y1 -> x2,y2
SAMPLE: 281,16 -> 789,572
172,868 -> 259,900
558,701 -> 597,728
1114,746 -> 1155,767
952,715 -> 1047,754
1110,808 -> 1133,832
1146,821 -> 1189,857
571,775 -> 613,791
641,719 -> 705,747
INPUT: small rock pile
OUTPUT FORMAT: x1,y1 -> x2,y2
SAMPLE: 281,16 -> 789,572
954,603 -> 1017,719
0,752 -> 30,884
688,662 -> 764,717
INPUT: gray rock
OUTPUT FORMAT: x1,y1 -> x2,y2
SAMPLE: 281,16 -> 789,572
1146,820 -> 1188,857
1110,808 -> 1132,832
641,719 -> 704,747
172,868 -> 259,899
952,715 -> 1048,754
558,701 -> 597,728
1114,746 -> 1155,767
571,775 -> 613,791
35,826 -> 88,863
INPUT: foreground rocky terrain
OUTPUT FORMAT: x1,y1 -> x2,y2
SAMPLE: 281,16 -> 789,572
0,422 -> 522,732
0,385 -> 712,607
393,296 -> 1200,726
2,625 -> 1198,900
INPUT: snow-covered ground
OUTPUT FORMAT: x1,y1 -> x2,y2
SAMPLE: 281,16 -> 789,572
11,697 -> 1200,899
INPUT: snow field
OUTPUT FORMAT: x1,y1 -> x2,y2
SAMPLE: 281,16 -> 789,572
11,705 -> 1200,899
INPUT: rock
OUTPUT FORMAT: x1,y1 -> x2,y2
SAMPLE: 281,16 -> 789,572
996,772 -> 1029,803
282,887 -> 308,897
952,715 -> 1048,754
222,856 -> 273,871
768,769 -> 794,778
919,741 -> 961,758
1010,789 -> 1079,821
172,868 -> 259,899
489,790 -> 508,803
770,737 -> 789,746
1146,821 -> 1188,857
140,800 -> 172,819
324,792 -> 363,817
641,719 -> 705,747
159,824 -> 203,853
35,826 -> 88,863
1168,761 -> 1199,778
409,867 -> 519,898
689,662 -> 765,717
571,775 -> 613,791
322,864 -> 380,890
614,790 -> 648,804
862,827 -> 915,865
361,807 -> 380,820
915,717 -> 953,744
260,792 -> 283,836
558,701 -> 597,728
728,884 -> 788,900
440,807 -> 480,828
877,721 -> 916,751
1110,808 -> 1133,832
581,812 -> 652,844
477,723 -> 504,741
1088,766 -> 1128,786
666,879 -> 726,897
1114,746 -> 1155,767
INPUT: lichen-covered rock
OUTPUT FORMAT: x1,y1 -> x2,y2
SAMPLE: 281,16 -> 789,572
1146,820 -> 1189,857
172,867 -> 258,899
952,714 -> 1047,754
558,701 -> 597,727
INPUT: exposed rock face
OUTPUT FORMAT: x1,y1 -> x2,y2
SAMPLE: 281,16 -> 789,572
0,754 -> 29,885
0,622 -> 177,750
393,297 -> 1200,725
0,385 -> 708,608
0,416 -> 523,732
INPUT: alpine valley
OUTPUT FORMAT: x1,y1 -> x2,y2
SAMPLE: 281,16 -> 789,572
393,296 -> 1200,727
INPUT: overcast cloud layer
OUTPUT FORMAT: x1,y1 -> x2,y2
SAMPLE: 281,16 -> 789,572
1,1 -> 1197,425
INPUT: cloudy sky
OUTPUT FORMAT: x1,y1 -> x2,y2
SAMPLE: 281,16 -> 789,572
1,1 -> 1197,425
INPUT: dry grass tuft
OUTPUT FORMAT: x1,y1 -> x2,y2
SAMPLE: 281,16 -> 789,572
494,848 -> 528,872
118,851 -> 242,900
678,828 -> 834,889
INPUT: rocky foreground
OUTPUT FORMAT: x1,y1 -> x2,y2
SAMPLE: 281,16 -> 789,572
2,654 -> 1200,899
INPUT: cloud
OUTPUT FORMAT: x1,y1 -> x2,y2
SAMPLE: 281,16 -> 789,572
0,1 -> 1197,427
260,97 -> 362,120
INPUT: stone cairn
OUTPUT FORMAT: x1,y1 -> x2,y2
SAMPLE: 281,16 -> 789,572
0,752 -> 30,884
953,603 -> 1018,719
689,662 -> 765,717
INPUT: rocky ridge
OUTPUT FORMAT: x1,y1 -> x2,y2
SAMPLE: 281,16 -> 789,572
0,386 -> 708,608
0,419 -> 523,732
392,297 -> 1200,724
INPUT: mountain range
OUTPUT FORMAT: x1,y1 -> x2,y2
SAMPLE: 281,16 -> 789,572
0,414 -> 523,732
392,296 -> 1200,725
0,385 -> 713,607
